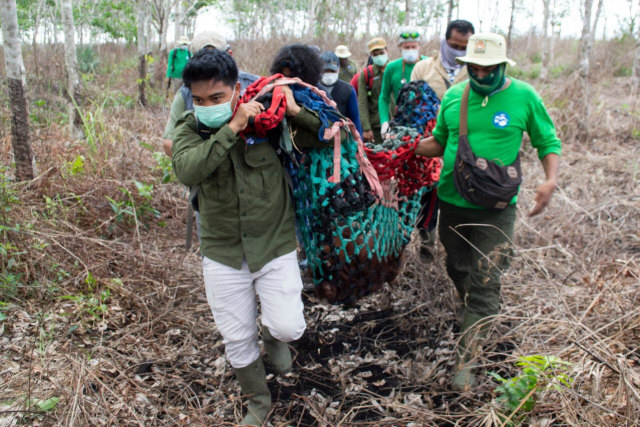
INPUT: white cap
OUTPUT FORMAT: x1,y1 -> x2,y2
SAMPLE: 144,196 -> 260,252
191,31 -> 229,53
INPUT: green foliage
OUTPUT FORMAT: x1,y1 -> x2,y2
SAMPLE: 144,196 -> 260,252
0,301 -> 8,322
549,64 -> 569,78
613,66 -> 632,77
529,52 -> 542,64
490,355 -> 572,425
88,0 -> 136,43
106,181 -> 160,227
0,167 -> 22,298
66,155 -> 86,176
59,271 -> 111,321
77,46 -> 100,74
152,152 -> 175,183
508,64 -> 541,81
34,397 -> 59,412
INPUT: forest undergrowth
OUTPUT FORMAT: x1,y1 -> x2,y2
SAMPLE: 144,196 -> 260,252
0,37 -> 639,425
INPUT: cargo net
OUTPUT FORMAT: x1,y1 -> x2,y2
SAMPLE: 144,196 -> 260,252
389,80 -> 440,136
238,76 -> 440,303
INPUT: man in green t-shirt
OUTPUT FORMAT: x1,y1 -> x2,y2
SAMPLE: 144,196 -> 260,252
416,33 -> 561,391
378,26 -> 427,135
166,36 -> 192,94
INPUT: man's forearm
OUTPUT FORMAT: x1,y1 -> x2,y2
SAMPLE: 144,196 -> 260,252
540,152 -> 559,183
415,136 -> 444,157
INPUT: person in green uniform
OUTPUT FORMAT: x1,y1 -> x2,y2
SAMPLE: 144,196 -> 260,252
358,37 -> 388,145
416,33 -> 561,391
335,44 -> 358,82
166,35 -> 191,93
172,49 -> 332,426
378,26 -> 427,135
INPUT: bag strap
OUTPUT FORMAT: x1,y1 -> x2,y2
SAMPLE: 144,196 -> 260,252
459,83 -> 470,137
185,185 -> 199,250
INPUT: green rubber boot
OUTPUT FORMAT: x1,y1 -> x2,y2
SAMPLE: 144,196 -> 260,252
452,311 -> 490,391
262,328 -> 293,375
234,357 -> 271,426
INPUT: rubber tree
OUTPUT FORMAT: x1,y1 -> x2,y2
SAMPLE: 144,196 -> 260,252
540,0 -> 552,80
506,0 -> 518,55
634,0 -> 640,90
60,0 -> 84,138
137,0 -> 150,106
578,0 -> 602,136
0,0 -> 34,180
446,0 -> 456,25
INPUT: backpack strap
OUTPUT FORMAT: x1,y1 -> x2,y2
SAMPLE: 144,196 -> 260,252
170,48 -> 178,76
365,65 -> 374,93
185,186 -> 199,250
460,83 -> 470,137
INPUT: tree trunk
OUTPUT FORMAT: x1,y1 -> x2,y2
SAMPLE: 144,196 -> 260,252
540,0 -> 551,80
137,1 -> 148,107
405,0 -> 411,24
61,0 -> 84,138
307,0 -> 317,37
579,0 -> 594,79
578,0 -> 594,137
174,0 -> 184,42
33,0 -> 46,78
634,0 -> 640,90
446,0 -> 454,25
506,0 -> 517,53
0,0 -> 34,181
365,0 -> 372,36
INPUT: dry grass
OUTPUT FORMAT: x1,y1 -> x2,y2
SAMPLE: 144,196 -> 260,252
1,37 -> 640,426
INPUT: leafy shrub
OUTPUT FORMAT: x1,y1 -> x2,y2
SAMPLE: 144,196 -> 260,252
77,46 -> 100,74
529,52 -> 542,63
613,66 -> 631,77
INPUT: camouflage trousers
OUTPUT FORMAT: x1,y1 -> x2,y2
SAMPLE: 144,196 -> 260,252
438,201 -> 516,318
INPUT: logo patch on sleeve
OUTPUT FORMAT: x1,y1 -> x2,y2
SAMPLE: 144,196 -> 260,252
493,112 -> 510,128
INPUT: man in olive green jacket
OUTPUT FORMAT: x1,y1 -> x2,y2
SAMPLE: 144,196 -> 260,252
359,37 -> 389,145
172,49 -> 329,426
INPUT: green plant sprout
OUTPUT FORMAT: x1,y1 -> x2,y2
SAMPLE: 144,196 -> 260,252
490,355 -> 573,425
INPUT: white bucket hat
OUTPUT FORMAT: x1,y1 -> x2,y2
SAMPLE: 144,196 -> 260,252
335,45 -> 352,58
455,33 -> 516,67
177,35 -> 191,45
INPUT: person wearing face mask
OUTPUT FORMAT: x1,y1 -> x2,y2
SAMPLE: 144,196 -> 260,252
415,33 -> 561,392
411,20 -> 474,100
358,37 -> 389,145
378,26 -> 427,136
166,35 -> 192,94
318,51 -> 363,137
164,31 -> 259,153
172,49 -> 334,426
335,45 -> 358,82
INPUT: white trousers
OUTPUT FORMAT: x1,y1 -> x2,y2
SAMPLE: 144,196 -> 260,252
202,250 -> 306,368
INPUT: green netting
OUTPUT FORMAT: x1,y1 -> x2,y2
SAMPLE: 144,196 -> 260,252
293,129 -> 426,304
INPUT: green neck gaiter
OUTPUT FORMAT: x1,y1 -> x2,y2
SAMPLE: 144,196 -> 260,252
468,63 -> 507,96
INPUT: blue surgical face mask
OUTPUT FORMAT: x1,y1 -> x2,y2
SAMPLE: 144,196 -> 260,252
372,53 -> 388,67
193,86 -> 236,128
